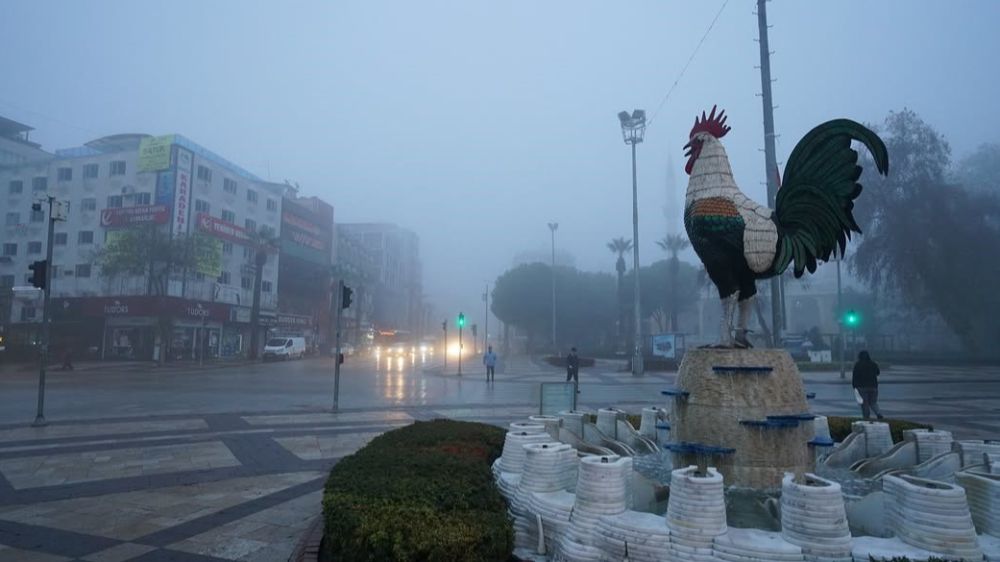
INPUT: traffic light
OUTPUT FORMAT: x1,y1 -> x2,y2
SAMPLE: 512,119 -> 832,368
471,324 -> 478,339
442,320 -> 447,332
338,352 -> 345,365
341,285 -> 353,309
457,312 -> 465,328
844,309 -> 860,328
29,260 -> 47,290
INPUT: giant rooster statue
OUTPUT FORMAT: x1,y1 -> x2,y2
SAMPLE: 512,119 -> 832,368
683,106 -> 889,348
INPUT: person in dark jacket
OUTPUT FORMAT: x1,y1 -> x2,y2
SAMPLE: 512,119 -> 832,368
852,350 -> 883,420
565,347 -> 580,385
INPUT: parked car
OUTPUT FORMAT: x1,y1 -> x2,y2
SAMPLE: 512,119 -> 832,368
263,337 -> 307,361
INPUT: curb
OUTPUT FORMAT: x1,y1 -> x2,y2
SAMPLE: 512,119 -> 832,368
288,514 -> 324,562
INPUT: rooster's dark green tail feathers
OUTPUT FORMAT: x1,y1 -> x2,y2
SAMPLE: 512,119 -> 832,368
773,119 -> 889,277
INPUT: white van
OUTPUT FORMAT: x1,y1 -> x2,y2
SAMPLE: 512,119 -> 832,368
263,337 -> 307,361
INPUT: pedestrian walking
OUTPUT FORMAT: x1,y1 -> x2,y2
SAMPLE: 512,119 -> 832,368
852,350 -> 883,420
565,347 -> 580,391
483,345 -> 498,382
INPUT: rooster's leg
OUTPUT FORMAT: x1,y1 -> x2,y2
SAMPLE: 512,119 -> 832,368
717,294 -> 737,347
735,297 -> 754,349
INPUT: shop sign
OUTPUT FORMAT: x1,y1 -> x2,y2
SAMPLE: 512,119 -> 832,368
172,148 -> 193,236
138,135 -> 174,172
100,205 -> 170,228
196,213 -> 252,246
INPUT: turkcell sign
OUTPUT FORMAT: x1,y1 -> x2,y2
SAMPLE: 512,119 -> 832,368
172,148 -> 193,236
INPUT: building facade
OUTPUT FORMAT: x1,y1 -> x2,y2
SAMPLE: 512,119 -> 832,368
333,226 -> 378,348
338,223 -> 423,336
276,194 -> 334,350
1,129 -> 285,360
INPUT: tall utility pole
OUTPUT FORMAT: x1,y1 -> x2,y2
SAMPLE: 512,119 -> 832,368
547,223 -> 558,351
757,0 -> 783,347
33,196 -> 62,427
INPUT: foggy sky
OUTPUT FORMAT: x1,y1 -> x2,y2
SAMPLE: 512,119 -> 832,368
2,1 -> 998,331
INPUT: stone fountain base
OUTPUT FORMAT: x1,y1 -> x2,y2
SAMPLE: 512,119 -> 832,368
670,348 -> 814,489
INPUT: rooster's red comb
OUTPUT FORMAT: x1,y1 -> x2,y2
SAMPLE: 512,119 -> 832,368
689,105 -> 731,139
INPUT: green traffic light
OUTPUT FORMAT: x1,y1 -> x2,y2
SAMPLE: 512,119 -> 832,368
457,313 -> 466,327
844,310 -> 860,327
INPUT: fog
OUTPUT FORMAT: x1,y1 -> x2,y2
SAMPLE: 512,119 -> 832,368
3,1 -> 999,326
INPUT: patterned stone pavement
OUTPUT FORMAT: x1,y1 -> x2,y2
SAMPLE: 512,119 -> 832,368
0,409 -> 414,561
0,356 -> 997,560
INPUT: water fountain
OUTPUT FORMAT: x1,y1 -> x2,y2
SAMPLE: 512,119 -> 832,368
494,348 -> 1000,561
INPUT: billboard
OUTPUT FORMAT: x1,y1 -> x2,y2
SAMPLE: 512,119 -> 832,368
195,238 -> 223,278
100,205 -> 170,228
138,135 -> 174,172
651,334 -> 677,359
172,147 -> 193,236
280,200 -> 331,265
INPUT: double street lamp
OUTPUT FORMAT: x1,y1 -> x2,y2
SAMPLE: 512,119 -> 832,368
618,109 -> 646,376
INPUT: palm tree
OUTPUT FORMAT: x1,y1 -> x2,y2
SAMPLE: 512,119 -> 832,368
247,228 -> 279,360
656,234 -> 690,332
606,237 -> 632,347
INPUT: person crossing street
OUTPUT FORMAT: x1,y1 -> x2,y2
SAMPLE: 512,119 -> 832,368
483,345 -> 498,382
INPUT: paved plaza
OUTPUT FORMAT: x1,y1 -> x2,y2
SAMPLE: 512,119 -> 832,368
0,355 -> 998,560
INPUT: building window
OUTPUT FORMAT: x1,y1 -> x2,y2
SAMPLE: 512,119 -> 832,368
222,242 -> 233,255
197,165 -> 212,182
266,198 -> 277,212
75,264 -> 92,278
224,178 -> 237,194
21,307 -> 36,321
32,177 -> 47,191
246,189 -> 257,203
58,167 -> 73,181
134,193 -> 151,206
83,163 -> 99,179
218,271 -> 231,285
8,180 -> 23,194
4,212 -> 19,226
81,198 -> 97,211
262,280 -> 273,293
28,241 -> 42,254
2,243 -> 16,256
54,232 -> 68,246
107,195 -> 123,208
30,209 -> 44,223
260,225 -> 274,238
78,231 -> 94,244
244,219 -> 256,233
243,247 -> 255,260
241,277 -> 253,290
194,199 -> 210,214
110,161 -> 126,176
221,210 -> 236,223
0,275 -> 14,288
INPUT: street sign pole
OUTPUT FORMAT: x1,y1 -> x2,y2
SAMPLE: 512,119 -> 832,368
458,318 -> 463,376
333,280 -> 343,412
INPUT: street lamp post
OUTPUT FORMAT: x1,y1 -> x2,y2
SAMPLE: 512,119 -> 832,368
618,109 -> 646,376
837,249 -> 846,379
547,222 -> 558,351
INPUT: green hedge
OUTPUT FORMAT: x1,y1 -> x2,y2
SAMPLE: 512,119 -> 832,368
322,419 -> 513,561
827,416 -> 932,443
